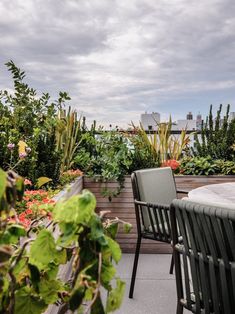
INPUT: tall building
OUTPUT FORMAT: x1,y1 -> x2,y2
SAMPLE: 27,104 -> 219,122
186,112 -> 193,120
140,112 -> 160,131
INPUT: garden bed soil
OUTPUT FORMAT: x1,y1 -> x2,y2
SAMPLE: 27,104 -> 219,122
84,175 -> 235,254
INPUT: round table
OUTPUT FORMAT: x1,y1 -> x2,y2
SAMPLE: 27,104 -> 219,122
187,182 -> 235,209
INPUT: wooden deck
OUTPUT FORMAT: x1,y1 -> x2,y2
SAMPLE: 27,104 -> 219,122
84,175 -> 235,254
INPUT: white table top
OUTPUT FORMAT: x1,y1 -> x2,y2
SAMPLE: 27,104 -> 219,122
186,182 -> 235,210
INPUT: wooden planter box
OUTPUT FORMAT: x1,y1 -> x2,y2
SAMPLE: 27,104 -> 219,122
84,175 -> 235,254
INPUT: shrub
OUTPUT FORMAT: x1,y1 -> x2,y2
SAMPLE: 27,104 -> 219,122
179,156 -> 218,175
193,104 -> 235,160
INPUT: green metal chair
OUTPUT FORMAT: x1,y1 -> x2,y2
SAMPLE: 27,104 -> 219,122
170,199 -> 235,314
129,167 -> 187,299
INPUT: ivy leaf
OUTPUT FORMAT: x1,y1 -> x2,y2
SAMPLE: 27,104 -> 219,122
106,279 -> 125,313
105,236 -> 121,263
0,168 -> 7,200
15,286 -> 47,314
29,229 -> 57,270
39,278 -> 64,304
53,190 -> 96,225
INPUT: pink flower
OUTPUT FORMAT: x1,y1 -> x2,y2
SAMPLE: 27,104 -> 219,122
19,152 -> 27,159
24,178 -> 32,186
7,143 -> 15,150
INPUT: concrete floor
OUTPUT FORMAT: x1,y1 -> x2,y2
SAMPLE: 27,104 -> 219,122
115,254 -> 190,314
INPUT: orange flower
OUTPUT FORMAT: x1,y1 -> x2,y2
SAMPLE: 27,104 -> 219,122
161,159 -> 180,170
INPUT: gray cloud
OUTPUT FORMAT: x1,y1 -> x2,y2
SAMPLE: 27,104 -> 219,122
0,0 -> 235,127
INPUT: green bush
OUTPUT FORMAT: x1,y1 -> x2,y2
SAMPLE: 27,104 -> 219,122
193,104 -> 235,160
180,156 -> 218,175
0,61 -> 69,183
74,131 -> 133,200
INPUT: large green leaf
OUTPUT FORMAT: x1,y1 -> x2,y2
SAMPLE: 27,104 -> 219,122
29,229 -> 57,270
106,279 -> 125,313
105,236 -> 121,263
15,286 -> 47,314
39,278 -> 64,304
53,190 -> 96,224
0,168 -> 7,200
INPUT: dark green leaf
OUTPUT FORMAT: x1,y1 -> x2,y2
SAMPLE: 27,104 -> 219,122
90,293 -> 105,314
69,286 -> 85,311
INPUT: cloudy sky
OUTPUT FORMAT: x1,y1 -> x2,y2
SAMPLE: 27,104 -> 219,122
0,0 -> 235,128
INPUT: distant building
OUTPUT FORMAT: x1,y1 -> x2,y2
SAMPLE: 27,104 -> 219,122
171,112 -> 196,131
229,112 -> 235,122
196,113 -> 202,130
140,112 -> 160,131
186,111 -> 193,120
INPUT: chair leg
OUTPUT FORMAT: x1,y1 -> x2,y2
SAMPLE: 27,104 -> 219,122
129,235 -> 142,299
169,253 -> 174,274
176,302 -> 183,314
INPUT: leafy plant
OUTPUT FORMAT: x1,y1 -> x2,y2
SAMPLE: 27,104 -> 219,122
193,104 -> 235,160
0,61 -> 71,184
56,106 -> 82,173
130,119 -> 191,165
0,168 -> 129,314
180,156 -> 218,175
74,131 -> 133,201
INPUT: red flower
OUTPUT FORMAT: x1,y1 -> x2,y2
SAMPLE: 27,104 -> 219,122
161,159 -> 180,170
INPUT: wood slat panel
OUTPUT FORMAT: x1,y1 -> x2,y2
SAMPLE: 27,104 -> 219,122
84,175 -> 235,254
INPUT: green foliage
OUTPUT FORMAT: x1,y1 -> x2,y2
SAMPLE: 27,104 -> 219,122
193,104 -> 235,160
0,61 -> 69,183
180,156 -> 218,175
56,106 -> 82,173
0,168 -> 128,313
129,120 -> 191,169
74,131 -> 133,200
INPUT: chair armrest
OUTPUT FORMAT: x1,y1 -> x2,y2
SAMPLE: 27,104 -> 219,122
176,189 -> 189,195
134,199 -> 170,210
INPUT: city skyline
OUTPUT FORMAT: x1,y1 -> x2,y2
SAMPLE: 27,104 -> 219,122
0,0 -> 235,128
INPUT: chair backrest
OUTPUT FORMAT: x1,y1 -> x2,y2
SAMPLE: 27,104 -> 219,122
170,199 -> 235,314
132,167 -> 177,231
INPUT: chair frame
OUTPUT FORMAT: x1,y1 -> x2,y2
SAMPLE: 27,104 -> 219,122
129,170 -> 188,298
170,199 -> 235,314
